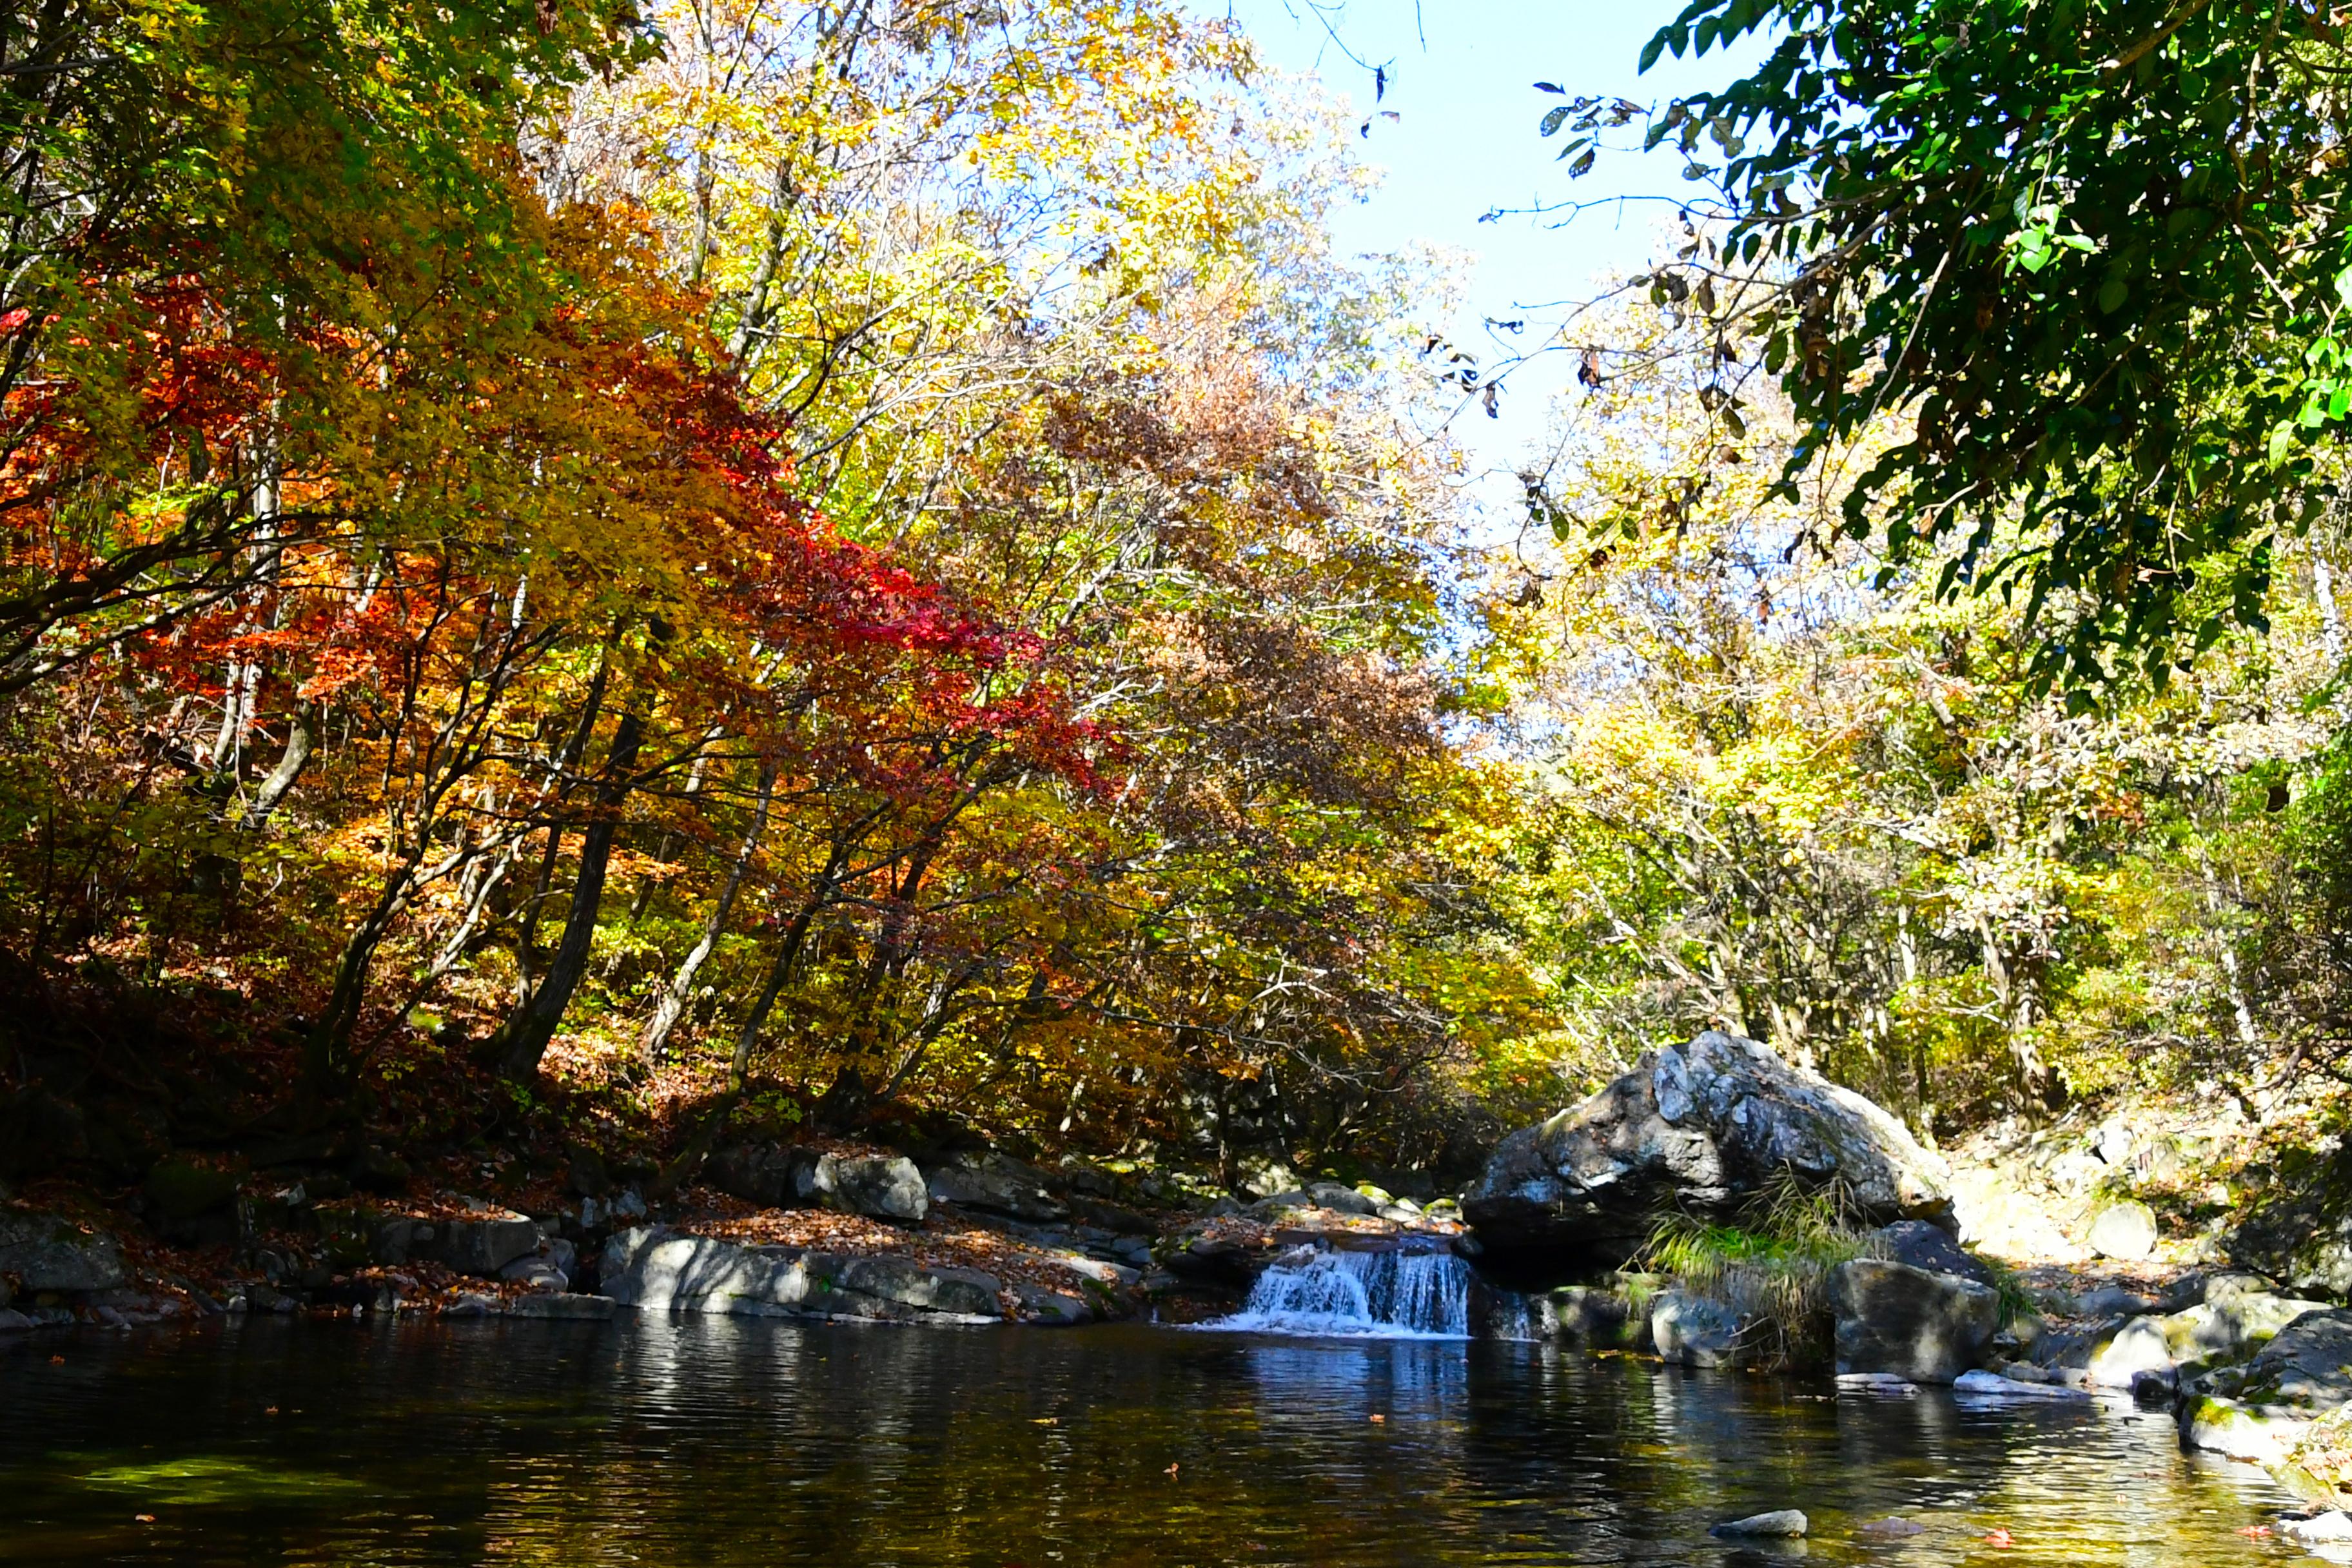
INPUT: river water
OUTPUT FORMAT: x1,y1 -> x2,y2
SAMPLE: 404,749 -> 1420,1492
0,1313 -> 2312,1567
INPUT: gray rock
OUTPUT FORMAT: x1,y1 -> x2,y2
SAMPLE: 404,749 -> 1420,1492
2282,1513 -> 2352,1544
1464,1032 -> 1950,1272
0,1308 -> 35,1332
1827,1259 -> 1998,1384
1542,1278 -> 1654,1351
143,1159 -> 240,1222
434,1217 -> 542,1277
1651,1288 -> 1743,1367
2087,1289 -> 2331,1387
1836,1371 -> 1922,1396
1306,1182 -> 1380,1216
826,1156 -> 928,1223
1952,1368 -> 2093,1401
599,1226 -> 999,1322
0,1211 -> 126,1291
1869,1219 -> 1994,1286
923,1152 -> 1064,1222
2087,1200 -> 2159,1261
1010,1282 -> 1092,1325
611,1188 -> 649,1222
709,1143 -> 825,1208
500,1255 -> 569,1293
1710,1511 -> 1807,1538
2070,1284 -> 2159,1318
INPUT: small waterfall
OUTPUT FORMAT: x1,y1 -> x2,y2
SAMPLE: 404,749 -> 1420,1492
1200,1244 -> 1536,1339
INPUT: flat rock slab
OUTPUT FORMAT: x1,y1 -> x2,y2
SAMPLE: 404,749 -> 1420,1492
600,1226 -> 1001,1324
1711,1511 -> 1807,1538
1952,1369 -> 2093,1402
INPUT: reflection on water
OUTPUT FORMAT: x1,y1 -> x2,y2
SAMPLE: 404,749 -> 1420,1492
0,1315 -> 2302,1566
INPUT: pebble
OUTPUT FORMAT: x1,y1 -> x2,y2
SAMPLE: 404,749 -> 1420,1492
1856,1517 -> 1927,1538
2284,1513 -> 2352,1543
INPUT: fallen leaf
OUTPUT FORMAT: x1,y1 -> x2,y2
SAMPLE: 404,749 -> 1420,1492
1369,1414 -> 1386,1423
134,1514 -> 155,1524
1984,1527 -> 2014,1548
1165,1462 -> 1180,1476
2239,1525 -> 2273,1537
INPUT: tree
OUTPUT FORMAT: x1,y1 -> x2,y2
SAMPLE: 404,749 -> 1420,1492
1560,0 -> 2352,687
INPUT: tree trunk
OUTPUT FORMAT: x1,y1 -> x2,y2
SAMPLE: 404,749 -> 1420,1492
244,699 -> 316,830
640,759 -> 775,1066
491,710 -> 645,1081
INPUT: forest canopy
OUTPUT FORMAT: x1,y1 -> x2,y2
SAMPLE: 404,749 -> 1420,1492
3,0 -> 2350,1200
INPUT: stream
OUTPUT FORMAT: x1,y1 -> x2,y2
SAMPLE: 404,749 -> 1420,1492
0,1303 -> 2314,1567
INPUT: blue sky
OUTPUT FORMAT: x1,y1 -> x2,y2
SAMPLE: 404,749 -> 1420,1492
1217,1 -> 1763,490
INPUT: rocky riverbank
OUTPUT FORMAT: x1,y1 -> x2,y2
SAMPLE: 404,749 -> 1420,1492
0,1134 -> 1468,1335
19,1024 -> 2352,1556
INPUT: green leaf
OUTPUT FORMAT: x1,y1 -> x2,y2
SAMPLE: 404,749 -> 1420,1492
2096,279 -> 2127,313
1540,106 -> 1571,137
1638,31 -> 1667,72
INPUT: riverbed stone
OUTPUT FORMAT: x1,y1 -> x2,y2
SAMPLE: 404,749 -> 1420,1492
1828,1259 -> 1998,1384
0,1210 -> 125,1291
0,1308 -> 34,1331
1010,1282 -> 1092,1325
1463,1032 -> 1951,1273
1542,1277 -> 1655,1351
1710,1511 -> 1807,1538
1952,1369 -> 2093,1402
1651,1288 -> 1742,1367
2088,1200 -> 2159,1261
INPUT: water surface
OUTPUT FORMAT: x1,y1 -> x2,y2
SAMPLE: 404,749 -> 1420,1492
0,1315 -> 2308,1566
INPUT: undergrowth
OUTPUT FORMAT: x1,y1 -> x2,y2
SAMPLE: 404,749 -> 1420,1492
1634,1173 -> 1877,1368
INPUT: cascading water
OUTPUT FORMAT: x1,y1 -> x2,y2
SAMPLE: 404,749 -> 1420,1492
1200,1244 -> 1538,1340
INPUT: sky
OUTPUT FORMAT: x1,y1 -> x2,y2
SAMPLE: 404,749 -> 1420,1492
1216,1 -> 1767,497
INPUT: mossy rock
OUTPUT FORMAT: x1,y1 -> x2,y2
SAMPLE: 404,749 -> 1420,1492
144,1159 -> 241,1222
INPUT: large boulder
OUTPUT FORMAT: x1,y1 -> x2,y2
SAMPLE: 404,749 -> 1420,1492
922,1151 -> 1064,1222
708,1144 -> 926,1223
1827,1259 -> 1998,1384
826,1155 -> 928,1222
2086,1282 -> 2331,1388
2180,1308 -> 2352,1469
433,1215 -> 544,1277
0,1210 -> 126,1291
1463,1032 -> 1950,1271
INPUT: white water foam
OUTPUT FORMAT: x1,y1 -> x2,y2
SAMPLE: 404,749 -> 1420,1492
1200,1246 -> 1478,1338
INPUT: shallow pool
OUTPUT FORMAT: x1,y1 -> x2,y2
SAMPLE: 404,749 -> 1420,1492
0,1315 -> 2309,1565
